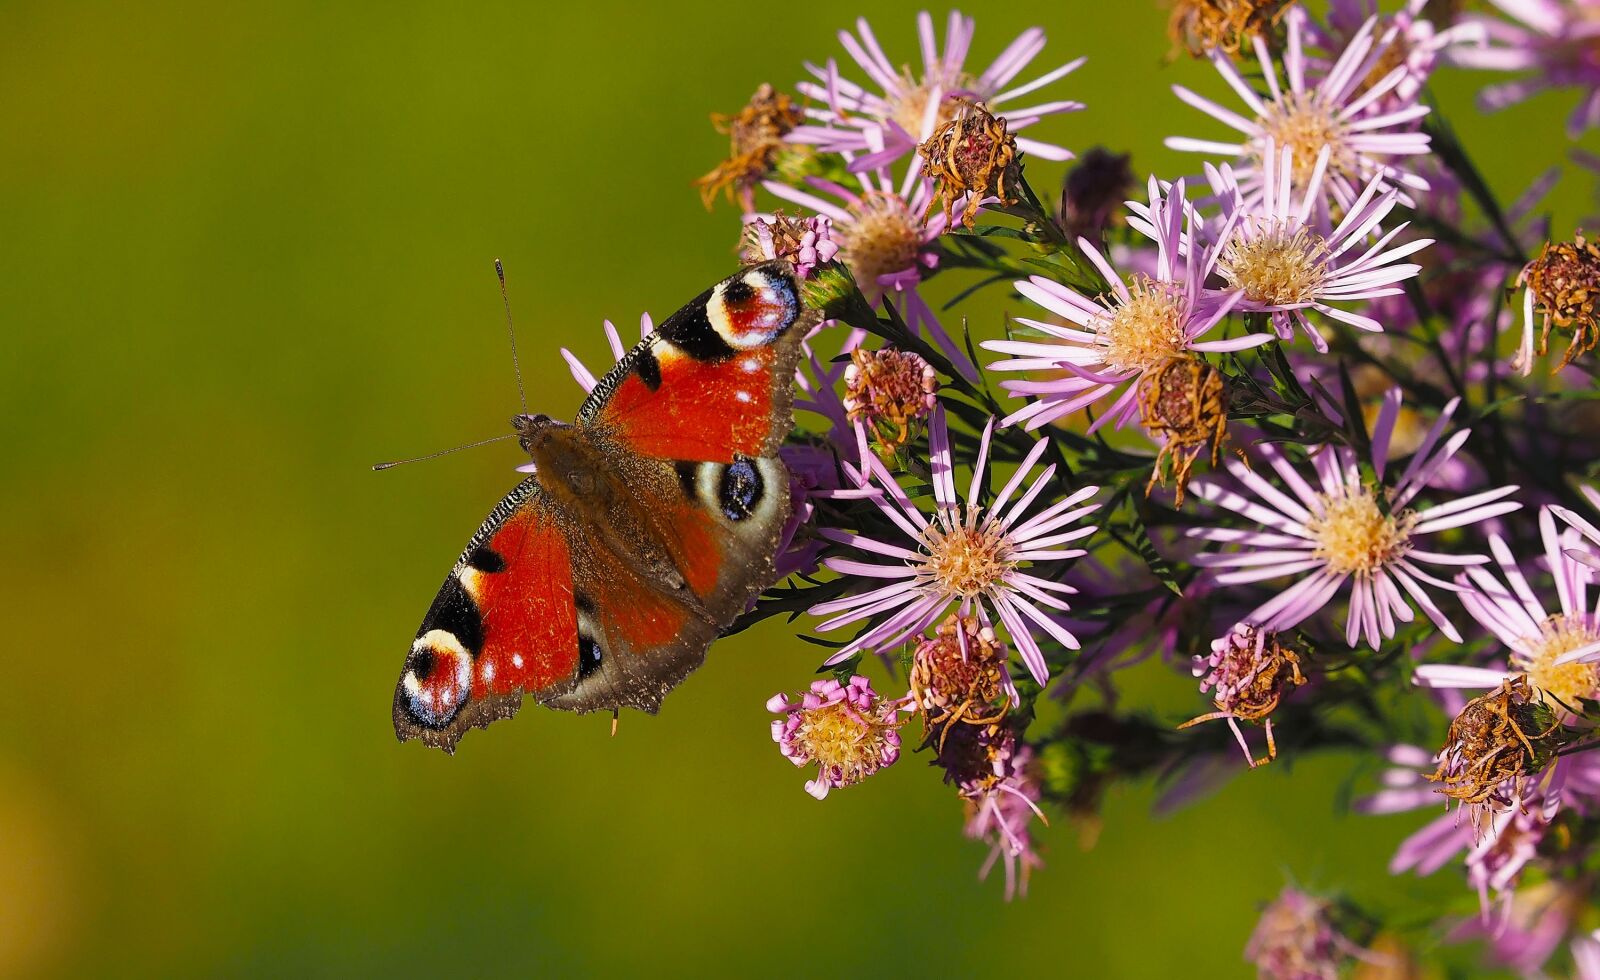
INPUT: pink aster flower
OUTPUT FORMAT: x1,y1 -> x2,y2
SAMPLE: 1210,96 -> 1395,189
1181,623 -> 1307,768
809,405 -> 1100,685
1452,0 -> 1600,137
790,11 -> 1084,173
763,167 -> 974,375
1415,509 -> 1600,710
959,737 -> 1044,901
1168,9 -> 1432,212
1207,141 -> 1433,351
981,178 -> 1269,431
1310,0 -> 1486,111
1361,741 -> 1565,919
767,675 -> 902,799
1188,390 -> 1522,649
740,212 -> 840,280
1245,887 -> 1365,980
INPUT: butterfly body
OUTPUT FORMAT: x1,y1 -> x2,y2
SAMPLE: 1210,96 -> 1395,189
393,262 -> 815,752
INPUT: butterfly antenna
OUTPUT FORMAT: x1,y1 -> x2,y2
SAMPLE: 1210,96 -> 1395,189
495,258 -> 529,417
372,433 -> 517,471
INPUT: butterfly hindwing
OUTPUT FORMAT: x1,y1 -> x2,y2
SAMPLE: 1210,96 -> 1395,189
538,452 -> 791,714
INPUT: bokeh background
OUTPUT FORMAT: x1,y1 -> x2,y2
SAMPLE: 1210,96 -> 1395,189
2,1 -> 1594,976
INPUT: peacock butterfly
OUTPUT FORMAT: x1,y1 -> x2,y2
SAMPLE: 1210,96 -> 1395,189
391,261 -> 818,752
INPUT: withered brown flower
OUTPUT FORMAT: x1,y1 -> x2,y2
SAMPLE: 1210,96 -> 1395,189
919,100 -> 1021,229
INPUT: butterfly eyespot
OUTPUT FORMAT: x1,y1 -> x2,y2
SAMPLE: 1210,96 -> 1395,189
718,457 -> 764,522
706,270 -> 799,350
401,631 -> 473,729
578,635 -> 603,679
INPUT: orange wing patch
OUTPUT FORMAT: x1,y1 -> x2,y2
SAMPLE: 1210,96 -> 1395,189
597,348 -> 775,462
470,511 -> 580,697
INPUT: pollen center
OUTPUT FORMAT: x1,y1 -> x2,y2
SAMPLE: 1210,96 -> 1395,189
1516,614 -> 1600,712
843,191 -> 922,293
792,702 -> 888,781
1218,220 -> 1331,306
1306,486 -> 1415,577
1099,276 -> 1189,374
889,72 -> 968,137
1256,92 -> 1353,183
923,518 -> 1014,599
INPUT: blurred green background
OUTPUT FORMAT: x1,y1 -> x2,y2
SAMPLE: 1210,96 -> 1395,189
1,1 -> 1592,976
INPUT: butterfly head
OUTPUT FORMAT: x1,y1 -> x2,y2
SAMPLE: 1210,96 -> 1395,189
511,413 -> 565,452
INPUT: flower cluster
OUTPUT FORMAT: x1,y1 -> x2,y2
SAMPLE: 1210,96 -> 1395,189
670,1 -> 1600,969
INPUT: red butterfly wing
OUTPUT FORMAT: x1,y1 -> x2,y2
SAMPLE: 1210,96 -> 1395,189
577,262 -> 816,462
392,480 -> 581,752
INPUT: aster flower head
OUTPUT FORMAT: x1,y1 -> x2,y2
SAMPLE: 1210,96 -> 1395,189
1361,736 -> 1600,909
1416,508 -> 1600,715
1452,0 -> 1600,137
1059,146 -> 1135,240
1310,0 -> 1486,113
809,405 -> 1100,686
739,212 -> 840,281
1514,231 -> 1600,375
1168,9 -> 1433,212
697,84 -> 808,210
842,345 -> 938,459
1209,141 -> 1433,351
957,736 -> 1045,900
983,177 -> 1272,432
1245,887 -> 1350,980
910,614 -> 1015,740
1427,676 -> 1561,815
919,99 -> 1021,228
1168,0 -> 1295,60
767,675 -> 903,799
1180,623 -> 1307,767
790,11 -> 1084,174
763,166 -> 975,375
1189,390 -> 1522,649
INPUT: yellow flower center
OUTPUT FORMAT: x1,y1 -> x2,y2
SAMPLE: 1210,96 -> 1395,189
888,72 -> 969,138
842,191 -> 922,294
1516,614 -> 1600,713
1099,277 -> 1189,375
923,518 -> 1014,599
1255,91 -> 1356,184
1218,220 -> 1332,306
1306,486 -> 1415,577
794,702 -> 888,779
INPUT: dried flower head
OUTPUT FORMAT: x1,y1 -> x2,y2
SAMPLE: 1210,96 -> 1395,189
1060,147 -> 1135,240
1428,676 -> 1560,811
768,675 -> 903,799
740,212 -> 840,281
1180,624 -> 1307,767
919,100 -> 1021,229
1245,887 -> 1347,980
1140,356 -> 1229,506
1516,232 -> 1600,374
696,84 -> 806,210
911,615 -> 1013,754
1167,0 -> 1296,59
842,347 -> 937,459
